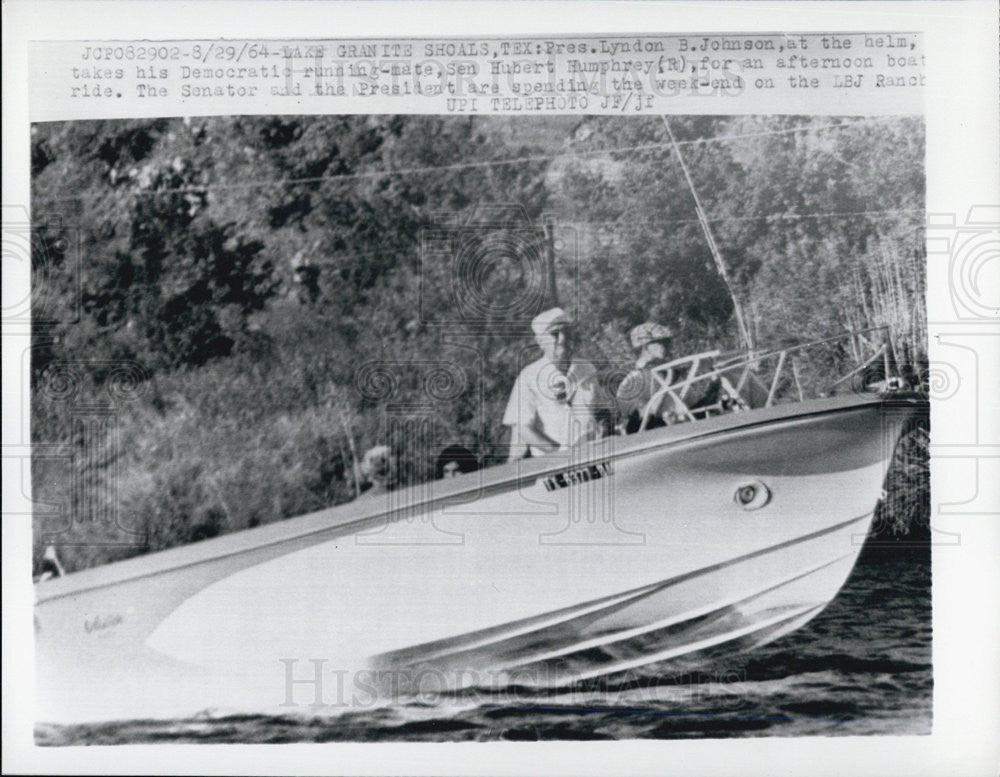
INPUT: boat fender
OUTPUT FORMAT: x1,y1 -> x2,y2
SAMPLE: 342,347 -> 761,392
734,480 -> 771,510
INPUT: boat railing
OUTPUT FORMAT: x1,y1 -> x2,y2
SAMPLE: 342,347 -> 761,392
636,326 -> 897,432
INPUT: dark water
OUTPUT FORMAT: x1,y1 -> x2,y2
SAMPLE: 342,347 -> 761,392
37,541 -> 931,745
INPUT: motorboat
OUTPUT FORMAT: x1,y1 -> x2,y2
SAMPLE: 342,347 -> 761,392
33,330 -> 926,722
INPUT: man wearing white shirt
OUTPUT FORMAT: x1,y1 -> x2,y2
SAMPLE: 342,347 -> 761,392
503,307 -> 609,459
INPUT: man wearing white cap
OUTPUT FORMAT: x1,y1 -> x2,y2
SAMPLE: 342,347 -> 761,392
617,321 -> 680,433
503,307 -> 609,459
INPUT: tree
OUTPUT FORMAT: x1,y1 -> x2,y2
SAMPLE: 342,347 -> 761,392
31,120 -> 276,374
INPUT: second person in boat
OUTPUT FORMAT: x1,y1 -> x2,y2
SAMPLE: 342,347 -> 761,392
616,321 -> 684,433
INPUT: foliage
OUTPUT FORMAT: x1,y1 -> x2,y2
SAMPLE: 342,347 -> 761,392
872,421 -> 931,541
31,120 -> 275,374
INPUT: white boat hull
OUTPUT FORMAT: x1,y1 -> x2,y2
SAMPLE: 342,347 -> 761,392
34,395 -> 922,722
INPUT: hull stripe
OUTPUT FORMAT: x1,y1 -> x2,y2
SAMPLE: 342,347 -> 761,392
569,603 -> 827,682
376,512 -> 870,665
490,552 -> 854,672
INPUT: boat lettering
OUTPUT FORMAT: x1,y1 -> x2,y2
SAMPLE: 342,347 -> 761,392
84,613 -> 123,633
543,462 -> 613,492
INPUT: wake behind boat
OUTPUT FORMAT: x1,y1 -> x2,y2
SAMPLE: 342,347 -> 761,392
34,334 -> 926,723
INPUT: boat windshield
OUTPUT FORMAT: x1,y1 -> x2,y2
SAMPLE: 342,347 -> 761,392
630,326 -> 902,433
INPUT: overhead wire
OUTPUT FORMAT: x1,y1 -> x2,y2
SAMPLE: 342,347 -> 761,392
32,115 -> 922,306
33,116 -> 911,205
560,209 -> 924,227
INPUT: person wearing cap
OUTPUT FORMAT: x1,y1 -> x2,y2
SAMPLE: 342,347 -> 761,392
616,322 -> 681,433
503,307 -> 611,459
